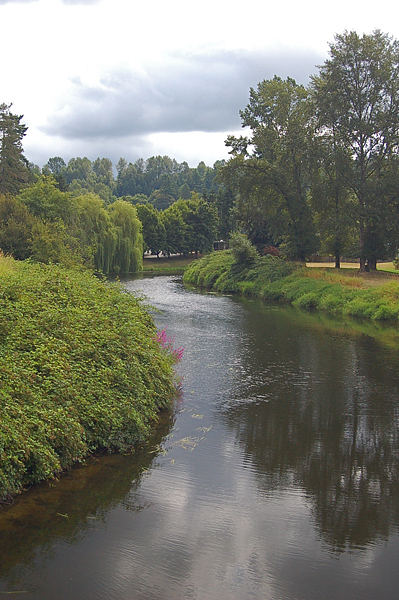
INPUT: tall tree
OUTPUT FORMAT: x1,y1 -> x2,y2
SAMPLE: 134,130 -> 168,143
44,156 -> 66,176
43,156 -> 68,191
0,195 -> 34,259
0,103 -> 30,195
184,194 -> 219,255
223,77 -> 319,261
64,157 -> 93,185
312,30 -> 399,270
309,132 -> 357,267
136,203 -> 166,257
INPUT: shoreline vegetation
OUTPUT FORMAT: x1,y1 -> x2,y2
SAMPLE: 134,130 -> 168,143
141,254 -> 201,274
183,248 -> 399,323
0,257 -> 179,502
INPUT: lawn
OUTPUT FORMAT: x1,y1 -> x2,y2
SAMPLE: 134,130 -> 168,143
142,254 -> 202,272
306,262 -> 399,288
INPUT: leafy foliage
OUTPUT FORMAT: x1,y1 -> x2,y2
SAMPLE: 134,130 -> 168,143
161,195 -> 218,255
0,177 -> 143,273
0,260 -> 178,500
229,232 -> 258,267
311,30 -> 399,270
221,31 -> 399,269
136,203 -> 166,256
224,77 -> 319,261
0,103 -> 31,195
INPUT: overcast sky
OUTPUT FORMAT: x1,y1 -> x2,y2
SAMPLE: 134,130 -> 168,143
1,0 -> 398,168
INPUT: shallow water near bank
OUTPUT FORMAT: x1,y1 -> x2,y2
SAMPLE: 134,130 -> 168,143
1,274 -> 399,599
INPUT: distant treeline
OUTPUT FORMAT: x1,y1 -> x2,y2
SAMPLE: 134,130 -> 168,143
0,102 -> 230,271
39,154 -> 224,210
0,176 -> 222,272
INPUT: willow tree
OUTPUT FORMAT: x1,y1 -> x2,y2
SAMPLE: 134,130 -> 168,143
74,192 -> 117,273
312,30 -> 399,270
107,200 -> 143,273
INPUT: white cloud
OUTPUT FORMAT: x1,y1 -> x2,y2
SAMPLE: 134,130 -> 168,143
1,0 -> 399,166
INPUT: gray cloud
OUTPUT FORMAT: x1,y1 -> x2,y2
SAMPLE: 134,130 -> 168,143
42,49 -> 323,143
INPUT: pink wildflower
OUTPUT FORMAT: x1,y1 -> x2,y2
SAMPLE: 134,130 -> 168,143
156,328 -> 184,362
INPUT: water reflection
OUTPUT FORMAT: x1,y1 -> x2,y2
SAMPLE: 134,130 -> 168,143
0,411 -> 175,583
1,277 -> 399,599
221,298 -> 399,551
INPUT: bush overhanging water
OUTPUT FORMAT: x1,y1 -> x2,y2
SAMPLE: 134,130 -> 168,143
0,260 -> 179,500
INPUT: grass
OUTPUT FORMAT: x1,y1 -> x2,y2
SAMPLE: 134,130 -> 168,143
184,251 -> 399,323
142,254 -> 201,273
0,253 -> 15,276
305,264 -> 399,288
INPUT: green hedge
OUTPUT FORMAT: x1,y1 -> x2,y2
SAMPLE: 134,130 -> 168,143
0,261 -> 177,499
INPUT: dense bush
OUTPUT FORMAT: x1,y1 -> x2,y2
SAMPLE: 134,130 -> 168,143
0,260 -> 177,500
229,232 -> 258,267
184,248 -> 298,293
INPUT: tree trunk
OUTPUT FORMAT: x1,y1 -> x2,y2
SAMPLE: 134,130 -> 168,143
360,257 -> 366,271
359,222 -> 366,272
366,258 -> 377,270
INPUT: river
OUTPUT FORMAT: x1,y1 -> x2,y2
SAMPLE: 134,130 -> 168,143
1,274 -> 399,599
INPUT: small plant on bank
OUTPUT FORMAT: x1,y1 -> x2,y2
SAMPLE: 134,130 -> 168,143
229,232 -> 258,267
156,329 -> 184,363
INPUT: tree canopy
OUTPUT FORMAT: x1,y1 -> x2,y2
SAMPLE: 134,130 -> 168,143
221,30 -> 399,269
224,76 -> 319,260
311,30 -> 399,270
0,103 -> 30,195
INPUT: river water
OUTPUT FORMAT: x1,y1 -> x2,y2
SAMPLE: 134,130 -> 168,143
1,275 -> 399,599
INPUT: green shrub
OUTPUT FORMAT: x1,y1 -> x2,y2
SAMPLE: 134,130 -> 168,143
372,304 -> 399,321
293,292 -> 319,310
0,261 -> 177,499
319,292 -> 347,314
229,232 -> 258,266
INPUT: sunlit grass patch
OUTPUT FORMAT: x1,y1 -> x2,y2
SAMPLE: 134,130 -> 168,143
302,266 -> 363,288
0,253 -> 15,276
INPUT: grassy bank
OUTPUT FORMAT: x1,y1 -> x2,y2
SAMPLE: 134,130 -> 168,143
142,254 -> 201,273
0,258 -> 178,500
184,250 -> 399,322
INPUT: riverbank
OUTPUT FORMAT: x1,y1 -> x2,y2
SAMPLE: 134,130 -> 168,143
183,250 -> 399,322
0,258 -> 178,501
142,253 -> 201,274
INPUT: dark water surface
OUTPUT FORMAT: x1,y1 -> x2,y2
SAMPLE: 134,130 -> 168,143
2,275 -> 399,599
